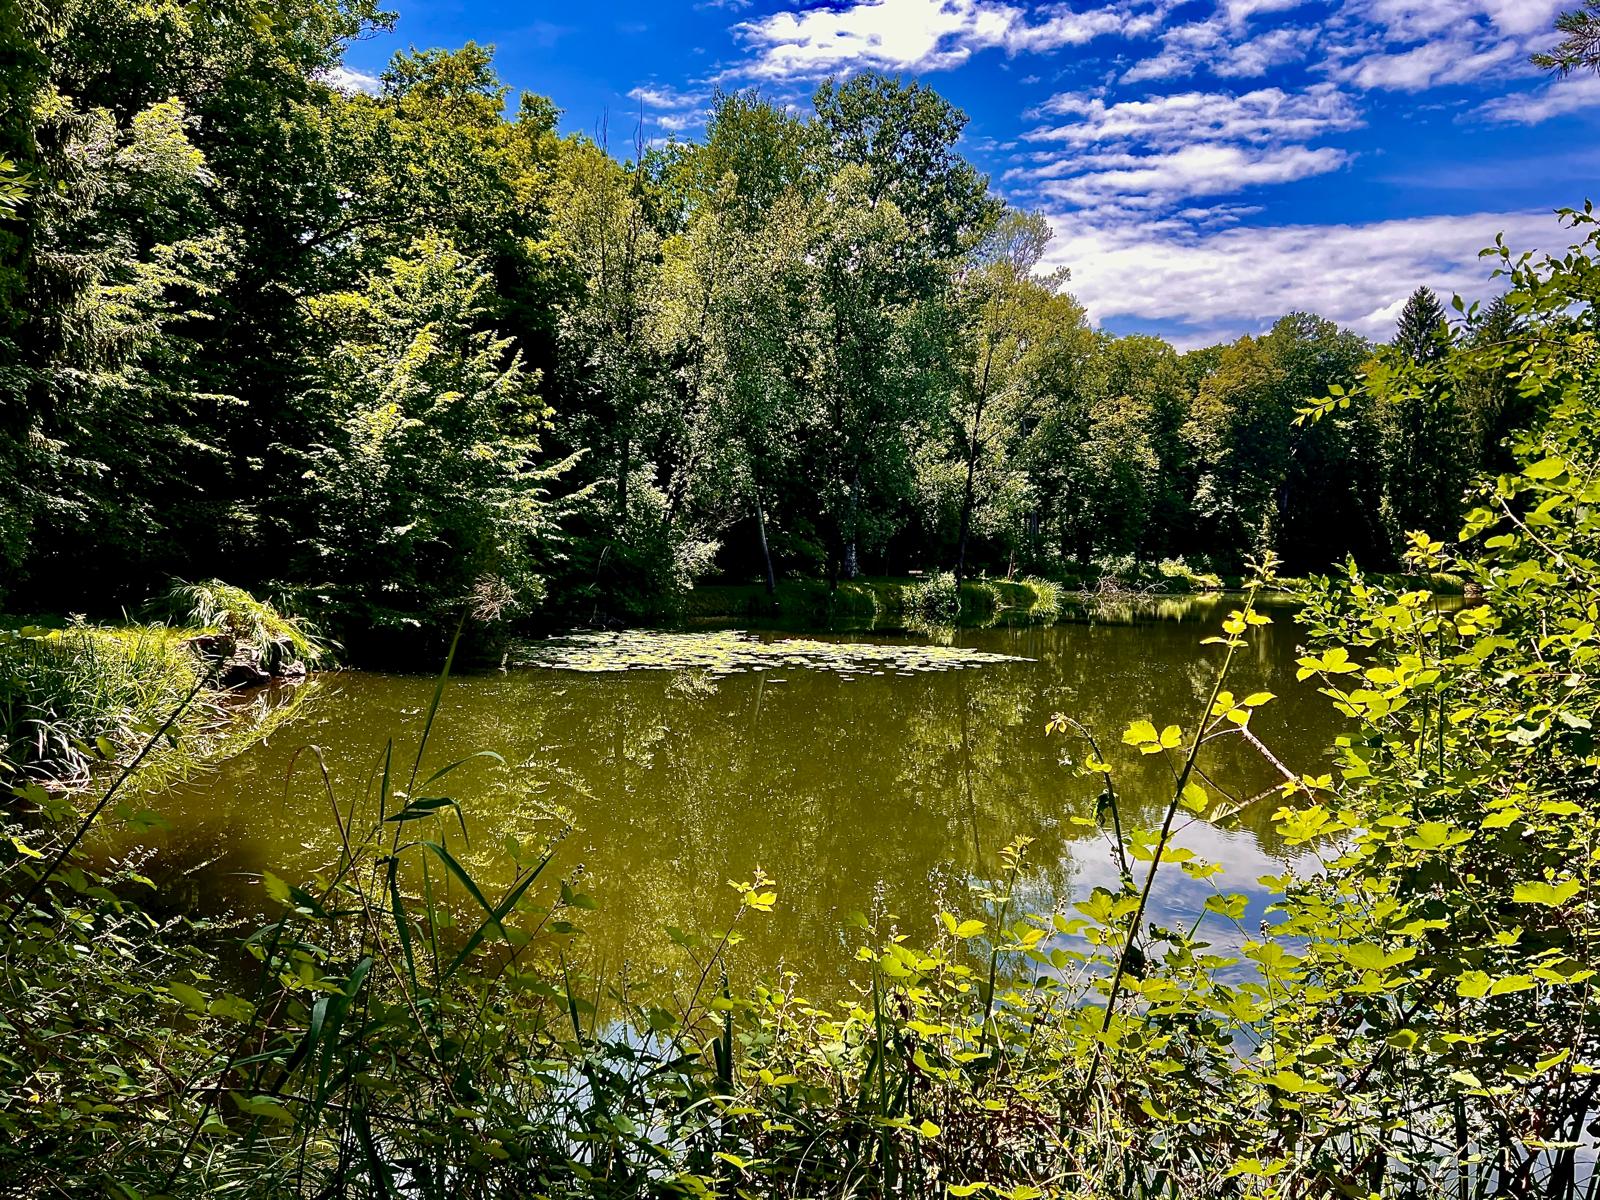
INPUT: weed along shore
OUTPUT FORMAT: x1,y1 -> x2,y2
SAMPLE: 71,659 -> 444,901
1,584 -> 325,798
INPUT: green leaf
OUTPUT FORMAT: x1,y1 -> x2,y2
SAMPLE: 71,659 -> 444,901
384,796 -> 459,823
1122,719 -> 1158,747
1524,457 -> 1568,480
1513,880 -> 1581,907
261,871 -> 291,906
169,981 -> 207,1013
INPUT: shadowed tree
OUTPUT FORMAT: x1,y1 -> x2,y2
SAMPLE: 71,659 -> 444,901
1393,286 -> 1449,363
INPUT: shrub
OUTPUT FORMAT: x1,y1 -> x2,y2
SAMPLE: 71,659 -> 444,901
904,570 -> 960,623
1157,556 -> 1224,593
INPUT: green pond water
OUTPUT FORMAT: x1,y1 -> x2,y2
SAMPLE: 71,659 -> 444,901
104,596 -> 1346,999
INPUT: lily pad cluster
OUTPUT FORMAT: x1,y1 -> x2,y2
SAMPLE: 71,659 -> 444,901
513,630 -> 1030,678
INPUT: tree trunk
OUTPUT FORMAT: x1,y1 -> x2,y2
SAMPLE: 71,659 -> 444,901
754,482 -> 776,597
617,432 -> 630,525
955,339 -> 996,589
842,465 -> 861,581
954,400 -> 983,588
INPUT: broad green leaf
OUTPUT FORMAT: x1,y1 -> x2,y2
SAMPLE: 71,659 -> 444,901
1122,719 -> 1158,747
1513,880 -> 1581,907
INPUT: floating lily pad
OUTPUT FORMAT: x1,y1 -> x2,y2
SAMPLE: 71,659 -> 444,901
513,630 -> 1030,678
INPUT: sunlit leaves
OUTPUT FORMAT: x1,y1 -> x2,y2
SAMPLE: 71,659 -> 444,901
1296,647 -> 1361,680
730,868 -> 779,912
1122,720 -> 1182,754
1512,879 -> 1582,907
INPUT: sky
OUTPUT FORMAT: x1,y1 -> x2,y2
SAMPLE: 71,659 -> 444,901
333,0 -> 1600,348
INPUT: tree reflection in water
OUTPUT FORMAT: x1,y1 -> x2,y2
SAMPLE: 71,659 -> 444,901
97,599 -> 1341,1001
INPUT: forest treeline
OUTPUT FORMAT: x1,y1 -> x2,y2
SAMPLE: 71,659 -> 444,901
0,0 -> 1530,643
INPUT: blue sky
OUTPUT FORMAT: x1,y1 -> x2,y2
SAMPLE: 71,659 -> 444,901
334,0 -> 1600,347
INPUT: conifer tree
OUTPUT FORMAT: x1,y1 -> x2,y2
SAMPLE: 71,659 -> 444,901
1393,285 -> 1449,363
1533,2 -> 1600,75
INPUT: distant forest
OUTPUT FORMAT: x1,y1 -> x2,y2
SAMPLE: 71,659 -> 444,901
0,0 -> 1533,639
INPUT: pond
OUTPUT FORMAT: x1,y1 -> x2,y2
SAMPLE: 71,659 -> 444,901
103,595 -> 1346,999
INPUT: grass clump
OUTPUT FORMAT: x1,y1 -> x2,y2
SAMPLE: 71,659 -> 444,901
2,583 -> 322,787
160,580 -> 326,669
904,571 -> 961,623
0,623 -> 205,785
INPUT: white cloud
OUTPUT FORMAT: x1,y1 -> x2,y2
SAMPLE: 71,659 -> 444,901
1221,0 -> 1314,22
1343,0 -> 1564,42
323,64 -> 382,95
628,83 -> 712,134
1026,142 -> 1348,209
1123,14 -> 1317,82
1028,84 -> 1362,147
1476,73 -> 1600,124
1043,208 -> 1566,341
729,0 -> 1145,80
1331,34 -> 1522,91
1016,82 -> 1359,215
657,109 -> 712,132
628,83 -> 708,110
1316,0 -> 1567,92
1108,0 -> 1564,91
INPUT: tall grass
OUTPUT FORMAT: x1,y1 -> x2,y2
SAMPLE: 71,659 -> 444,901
0,624 -> 209,785
2,584 -> 324,788
160,579 -> 327,668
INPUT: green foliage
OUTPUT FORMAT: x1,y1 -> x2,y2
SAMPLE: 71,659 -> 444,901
161,579 -> 325,667
1533,1 -> 1600,75
0,1 -> 1533,635
0,155 -> 26,216
299,234 -> 563,636
5,300 -> 1600,1190
905,570 -> 962,623
0,623 -> 202,784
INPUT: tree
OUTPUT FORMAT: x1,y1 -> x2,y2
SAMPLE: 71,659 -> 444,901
1081,335 -> 1194,561
661,88 -> 817,228
1461,293 -> 1532,471
548,135 -> 661,517
789,74 -> 1001,580
1186,314 -> 1373,572
1,95 -> 233,607
1392,285 -> 1449,363
796,165 -> 929,580
298,235 -> 561,643
1533,1 -> 1600,75
945,209 -> 1059,586
812,74 -> 1001,281
1374,343 -> 1476,545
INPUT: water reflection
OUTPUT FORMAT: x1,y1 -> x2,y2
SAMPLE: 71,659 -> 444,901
98,595 -> 1344,999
